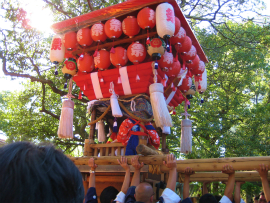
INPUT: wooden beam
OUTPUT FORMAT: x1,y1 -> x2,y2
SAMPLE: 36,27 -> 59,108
136,144 -> 160,155
177,172 -> 270,182
69,155 -> 270,172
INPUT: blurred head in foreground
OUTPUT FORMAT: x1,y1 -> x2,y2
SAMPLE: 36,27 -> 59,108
0,141 -> 84,203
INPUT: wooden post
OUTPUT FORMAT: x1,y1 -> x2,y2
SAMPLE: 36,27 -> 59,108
161,133 -> 169,153
69,155 -> 270,172
89,108 -> 96,144
136,144 -> 160,155
83,139 -> 91,156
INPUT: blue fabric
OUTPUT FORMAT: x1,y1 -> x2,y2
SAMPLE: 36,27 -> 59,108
125,135 -> 139,155
85,187 -> 98,203
181,197 -> 193,203
125,186 -> 136,203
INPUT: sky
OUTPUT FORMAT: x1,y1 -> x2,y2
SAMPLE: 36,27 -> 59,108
0,0 -> 269,141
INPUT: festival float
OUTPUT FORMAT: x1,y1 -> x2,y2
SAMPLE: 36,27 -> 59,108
50,0 -> 270,201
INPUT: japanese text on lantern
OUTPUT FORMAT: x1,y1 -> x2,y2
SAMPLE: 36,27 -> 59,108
166,8 -> 174,23
51,38 -> 62,50
110,19 -> 121,32
131,44 -> 144,57
94,52 -> 101,65
123,50 -> 128,62
92,24 -> 103,36
149,10 -> 155,23
77,29 -> 83,40
163,52 -> 173,64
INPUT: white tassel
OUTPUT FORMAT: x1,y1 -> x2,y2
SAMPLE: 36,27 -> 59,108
110,82 -> 123,117
149,83 -> 172,128
180,119 -> 192,154
98,120 -> 106,142
162,126 -> 171,134
58,100 -> 74,139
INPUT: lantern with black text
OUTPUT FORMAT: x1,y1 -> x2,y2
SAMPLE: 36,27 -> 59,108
171,27 -> 186,45
104,18 -> 122,39
77,28 -> 93,47
94,49 -> 111,70
91,23 -> 107,42
127,42 -> 146,64
63,32 -> 77,50
137,7 -> 156,29
179,75 -> 192,93
110,47 -> 128,68
77,53 -> 94,73
122,16 -> 140,38
167,60 -> 181,77
190,60 -> 205,76
147,38 -> 166,69
50,34 -> 65,64
158,51 -> 173,72
181,45 -> 197,62
62,58 -> 77,79
156,3 -> 175,51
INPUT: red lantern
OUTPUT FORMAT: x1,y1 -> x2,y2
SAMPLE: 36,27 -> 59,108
110,47 -> 128,68
179,75 -> 192,93
94,49 -> 111,70
77,28 -> 93,47
158,51 -> 173,71
181,45 -> 197,62
186,54 -> 200,70
63,32 -> 77,50
171,27 -> 186,45
167,60 -> 181,77
77,53 -> 94,73
122,16 -> 140,38
137,7 -> 156,29
127,42 -> 146,64
174,17 -> 181,35
104,18 -> 122,39
175,36 -> 192,53
91,23 -> 107,42
190,60 -> 205,76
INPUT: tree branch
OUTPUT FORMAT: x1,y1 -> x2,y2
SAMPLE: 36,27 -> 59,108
87,0 -> 94,11
42,0 -> 74,18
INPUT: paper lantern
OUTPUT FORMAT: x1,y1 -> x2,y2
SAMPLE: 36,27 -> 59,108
62,58 -> 77,78
91,23 -> 107,42
122,16 -> 140,38
63,32 -> 77,50
147,38 -> 166,60
77,28 -> 93,47
94,49 -> 111,70
175,36 -> 192,53
127,41 -> 146,64
195,68 -> 207,94
185,84 -> 196,100
77,53 -> 94,73
174,17 -> 181,35
179,75 -> 192,93
50,34 -> 65,64
137,7 -> 156,29
186,54 -> 200,70
181,45 -> 197,62
158,51 -> 173,71
167,60 -> 181,77
171,27 -> 186,45
104,18 -> 122,39
190,60 -> 205,76
156,2 -> 175,51
110,47 -> 128,68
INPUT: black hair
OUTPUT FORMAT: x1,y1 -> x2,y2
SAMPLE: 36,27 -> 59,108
0,142 -> 84,203
214,195 -> 222,202
100,186 -> 119,203
199,194 -> 218,203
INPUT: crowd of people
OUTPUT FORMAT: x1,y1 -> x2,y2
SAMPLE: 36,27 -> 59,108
0,141 -> 269,203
